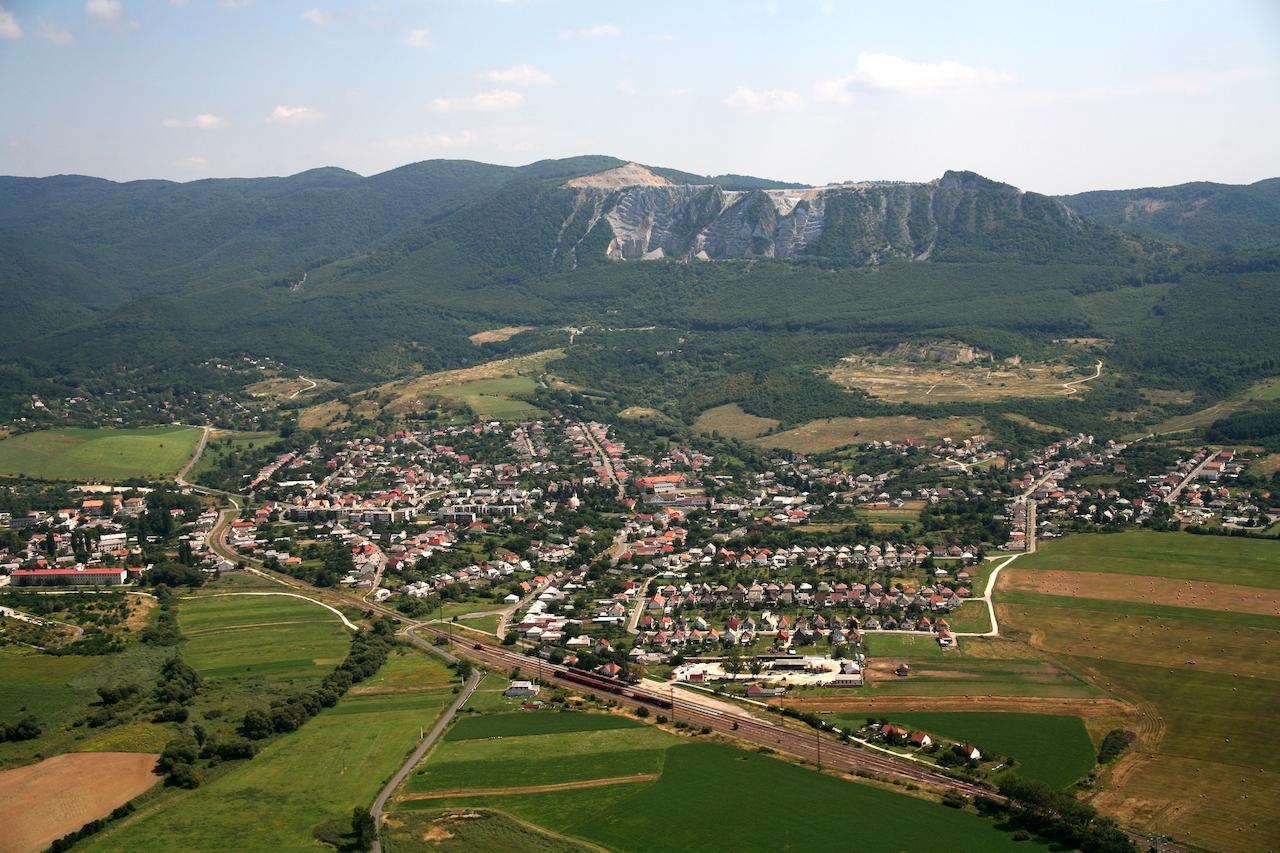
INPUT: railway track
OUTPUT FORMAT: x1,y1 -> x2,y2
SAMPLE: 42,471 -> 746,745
422,627 -> 999,802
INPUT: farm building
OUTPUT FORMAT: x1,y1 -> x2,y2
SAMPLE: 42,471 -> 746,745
503,680 -> 541,698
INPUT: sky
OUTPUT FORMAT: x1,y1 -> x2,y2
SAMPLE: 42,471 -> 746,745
1,0 -> 1277,194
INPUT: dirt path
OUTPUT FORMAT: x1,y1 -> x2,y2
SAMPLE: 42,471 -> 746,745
174,425 -> 211,487
288,376 -> 318,400
400,773 -> 660,801
1063,359 -> 1103,395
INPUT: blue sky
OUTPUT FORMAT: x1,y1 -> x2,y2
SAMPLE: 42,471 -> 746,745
1,0 -> 1277,193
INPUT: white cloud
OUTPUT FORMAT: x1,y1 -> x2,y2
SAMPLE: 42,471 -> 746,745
723,85 -> 802,112
266,105 -> 326,125
161,113 -> 226,129
222,0 -> 251,8
817,52 -> 1013,102
84,0 -> 122,22
654,33 -> 674,43
167,0 -> 190,6
39,20 -> 75,44
430,89 -> 524,112
176,155 -> 209,171
384,130 -> 477,151
402,28 -> 429,48
561,23 -> 620,39
302,9 -> 333,25
482,64 -> 553,86
0,5 -> 21,39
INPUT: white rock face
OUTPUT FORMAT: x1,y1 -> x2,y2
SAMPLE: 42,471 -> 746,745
558,167 -> 1082,263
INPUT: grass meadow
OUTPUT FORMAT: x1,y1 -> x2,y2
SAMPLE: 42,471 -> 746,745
93,648 -> 462,852
0,425 -> 203,481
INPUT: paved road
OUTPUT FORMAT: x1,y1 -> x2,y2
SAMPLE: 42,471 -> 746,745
1164,448 -> 1214,505
579,421 -> 624,499
369,629 -> 481,853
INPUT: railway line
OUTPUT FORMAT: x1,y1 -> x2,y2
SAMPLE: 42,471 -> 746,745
420,627 -> 1000,802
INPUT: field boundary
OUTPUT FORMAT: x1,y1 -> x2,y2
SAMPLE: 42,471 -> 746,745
399,773 -> 660,801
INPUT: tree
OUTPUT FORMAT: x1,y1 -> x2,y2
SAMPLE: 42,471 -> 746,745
723,647 -> 744,678
351,807 -> 376,851
748,656 -> 764,677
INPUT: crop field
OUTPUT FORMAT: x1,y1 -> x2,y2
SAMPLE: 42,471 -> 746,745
438,376 -> 543,420
178,594 -> 351,681
1016,530 -> 1280,588
998,532 -> 1280,850
827,355 -> 1095,403
1001,568 -> 1280,616
403,741 -> 1044,851
0,752 -> 161,853
408,726 -> 673,793
692,403 -> 780,439
0,425 -> 203,481
754,415 -> 985,453
444,711 -> 643,741
865,711 -> 1096,788
94,649 -> 460,852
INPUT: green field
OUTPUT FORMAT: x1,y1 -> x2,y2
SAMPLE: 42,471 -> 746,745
0,643 -> 172,768
94,649 -> 460,852
410,727 -> 673,792
0,426 -> 203,481
405,742 -> 1044,852
179,594 -> 351,682
456,613 -> 501,636
863,633 -> 1098,698
442,377 -> 543,421
868,712 -> 1096,788
444,711 -> 643,741
1018,530 -> 1280,588
189,430 -> 278,485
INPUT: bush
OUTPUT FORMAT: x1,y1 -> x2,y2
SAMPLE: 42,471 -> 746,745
1097,729 -> 1131,764
634,706 -> 649,718
0,716 -> 42,743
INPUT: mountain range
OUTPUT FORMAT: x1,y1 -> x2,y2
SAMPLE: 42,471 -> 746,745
0,155 -> 1276,413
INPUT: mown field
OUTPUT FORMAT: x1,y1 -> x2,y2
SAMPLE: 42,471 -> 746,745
401,739 -> 1045,851
0,425 -> 202,481
178,594 -> 351,681
869,711 -> 1096,789
999,531 -> 1280,851
94,648 -> 462,852
754,415 -> 985,453
1016,530 -> 1280,588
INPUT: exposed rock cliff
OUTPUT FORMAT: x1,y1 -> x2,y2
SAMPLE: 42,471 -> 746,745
562,165 -> 1086,264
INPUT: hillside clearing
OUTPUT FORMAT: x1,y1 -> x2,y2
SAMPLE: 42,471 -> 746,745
469,326 -> 535,344
692,404 -> 780,439
828,355 -> 1096,403
755,415 -> 985,453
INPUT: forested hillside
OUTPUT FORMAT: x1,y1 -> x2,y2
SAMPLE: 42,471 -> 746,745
1,157 -> 1277,430
1061,177 -> 1280,251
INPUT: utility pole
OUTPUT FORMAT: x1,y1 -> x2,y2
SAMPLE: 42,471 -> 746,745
816,728 -> 822,771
